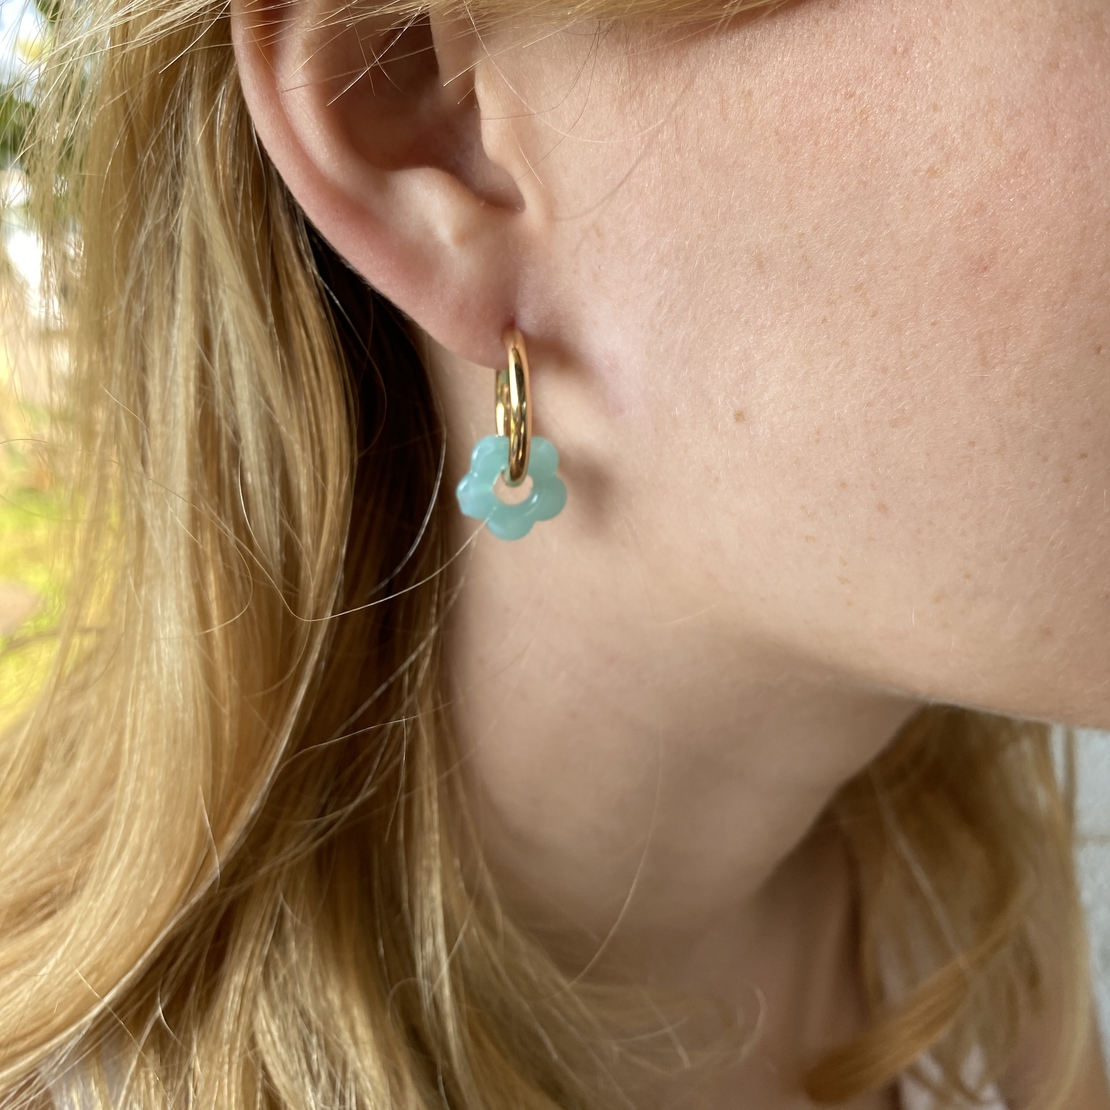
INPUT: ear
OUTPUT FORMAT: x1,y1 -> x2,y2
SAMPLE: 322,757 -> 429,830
230,0 -> 533,366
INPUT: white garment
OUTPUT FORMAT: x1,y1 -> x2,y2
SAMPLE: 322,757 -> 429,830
898,1078 -> 1009,1109
897,1052 -> 1009,1110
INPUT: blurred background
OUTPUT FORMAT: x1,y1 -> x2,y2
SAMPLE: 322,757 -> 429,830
0,0 -> 67,746
0,0 -> 1106,1068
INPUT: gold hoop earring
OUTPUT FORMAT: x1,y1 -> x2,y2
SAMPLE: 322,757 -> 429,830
456,328 -> 568,541
496,327 -> 532,486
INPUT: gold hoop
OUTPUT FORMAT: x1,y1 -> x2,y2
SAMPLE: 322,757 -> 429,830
495,327 -> 532,486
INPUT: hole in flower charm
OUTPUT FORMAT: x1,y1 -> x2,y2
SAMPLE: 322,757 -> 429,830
456,435 -> 567,540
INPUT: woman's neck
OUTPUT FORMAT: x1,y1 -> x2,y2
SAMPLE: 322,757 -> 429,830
446,534 -> 918,943
445,523 -> 915,1095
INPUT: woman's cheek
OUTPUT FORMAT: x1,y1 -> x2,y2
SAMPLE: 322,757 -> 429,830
518,0 -> 1110,721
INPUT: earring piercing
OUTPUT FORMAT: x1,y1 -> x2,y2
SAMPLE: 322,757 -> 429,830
456,328 -> 567,541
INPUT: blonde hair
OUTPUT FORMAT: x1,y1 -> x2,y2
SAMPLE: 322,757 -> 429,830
0,0 -> 1091,1105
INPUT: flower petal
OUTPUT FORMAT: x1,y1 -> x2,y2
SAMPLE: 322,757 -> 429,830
455,434 -> 567,540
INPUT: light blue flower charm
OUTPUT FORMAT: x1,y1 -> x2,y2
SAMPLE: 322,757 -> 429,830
456,435 -> 567,540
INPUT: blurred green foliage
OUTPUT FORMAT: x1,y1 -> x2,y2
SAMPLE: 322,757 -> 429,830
0,87 -> 31,165
32,0 -> 58,24
0,388 -> 68,731
0,0 -> 67,729
0,0 -> 57,168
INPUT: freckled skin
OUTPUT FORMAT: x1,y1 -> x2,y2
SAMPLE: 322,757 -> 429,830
442,0 -> 1110,729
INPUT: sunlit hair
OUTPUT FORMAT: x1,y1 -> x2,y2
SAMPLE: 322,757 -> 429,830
0,0 -> 1091,1104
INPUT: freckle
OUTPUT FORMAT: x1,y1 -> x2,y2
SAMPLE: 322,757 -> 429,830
733,409 -> 746,423
968,440 -> 976,448
838,575 -> 850,585
1079,452 -> 1089,460
838,556 -> 848,566
926,163 -> 942,178
963,572 -> 972,580
932,590 -> 946,604
804,535 -> 817,543
876,502 -> 889,515
1039,626 -> 1053,640
888,413 -> 912,429
838,480 -> 849,489
1096,345 -> 1105,356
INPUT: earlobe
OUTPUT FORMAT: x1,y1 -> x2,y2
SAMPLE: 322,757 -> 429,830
230,0 -> 527,365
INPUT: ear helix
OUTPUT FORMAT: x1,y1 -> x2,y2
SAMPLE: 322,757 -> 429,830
455,328 -> 567,540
